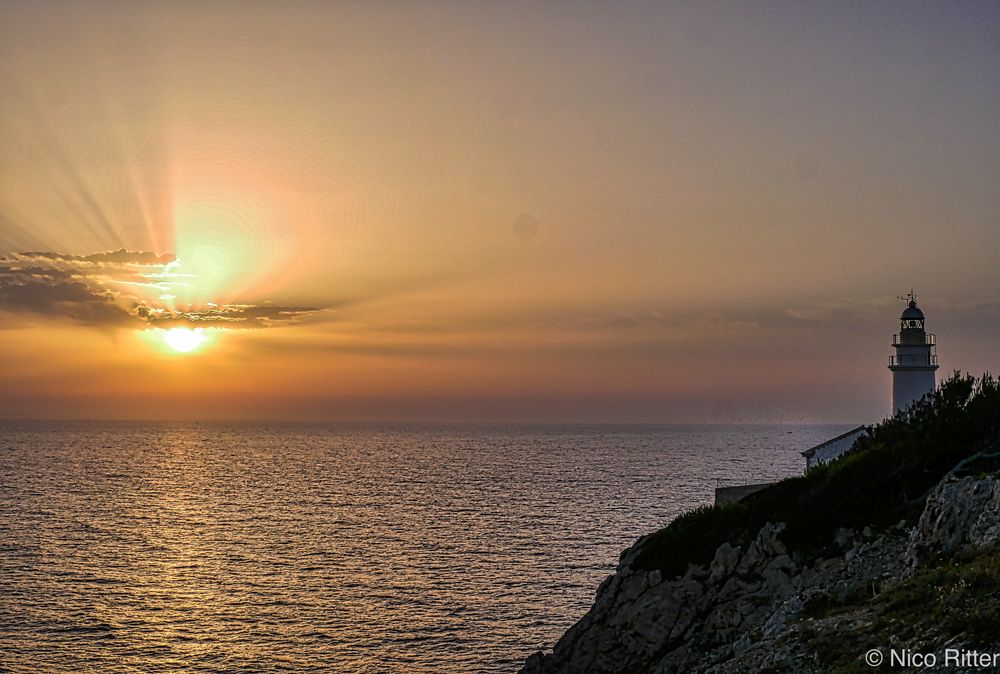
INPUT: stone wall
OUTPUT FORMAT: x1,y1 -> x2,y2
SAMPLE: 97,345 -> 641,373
714,482 -> 773,506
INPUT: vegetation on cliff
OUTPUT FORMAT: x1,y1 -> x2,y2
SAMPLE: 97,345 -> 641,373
793,546 -> 1000,673
633,372 -> 1000,578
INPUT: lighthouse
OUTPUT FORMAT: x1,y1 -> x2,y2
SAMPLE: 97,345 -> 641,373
800,292 -> 940,471
888,291 -> 938,414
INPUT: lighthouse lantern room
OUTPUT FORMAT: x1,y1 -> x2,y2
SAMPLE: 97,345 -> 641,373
888,291 -> 939,414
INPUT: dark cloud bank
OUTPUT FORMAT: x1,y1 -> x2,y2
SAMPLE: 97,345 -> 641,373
0,250 -> 318,329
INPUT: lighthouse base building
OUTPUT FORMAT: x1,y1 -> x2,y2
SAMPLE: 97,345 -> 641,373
801,425 -> 868,472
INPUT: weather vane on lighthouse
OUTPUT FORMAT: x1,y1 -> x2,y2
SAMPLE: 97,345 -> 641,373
888,290 -> 939,414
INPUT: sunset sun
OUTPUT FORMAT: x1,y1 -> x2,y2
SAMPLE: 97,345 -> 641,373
160,327 -> 209,354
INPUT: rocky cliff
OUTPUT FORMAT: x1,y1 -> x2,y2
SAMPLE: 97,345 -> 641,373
521,471 -> 1000,674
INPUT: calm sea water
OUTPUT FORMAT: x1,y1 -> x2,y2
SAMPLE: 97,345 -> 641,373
0,421 -> 851,673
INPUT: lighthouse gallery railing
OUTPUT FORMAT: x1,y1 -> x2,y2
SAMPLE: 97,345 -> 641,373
889,354 -> 938,367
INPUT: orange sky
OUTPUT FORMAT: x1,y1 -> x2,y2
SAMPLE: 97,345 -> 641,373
1,2 -> 998,422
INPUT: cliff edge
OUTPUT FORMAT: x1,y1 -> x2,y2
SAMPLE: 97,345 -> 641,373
521,374 -> 1000,673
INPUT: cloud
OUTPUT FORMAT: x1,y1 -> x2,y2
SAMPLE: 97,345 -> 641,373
19,249 -> 176,265
0,250 -> 319,329
0,273 -> 135,327
139,303 -> 319,329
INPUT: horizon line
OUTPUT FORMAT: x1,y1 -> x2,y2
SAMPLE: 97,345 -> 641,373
0,416 -> 867,427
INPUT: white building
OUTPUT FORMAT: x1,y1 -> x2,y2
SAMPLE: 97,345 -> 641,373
801,425 -> 867,471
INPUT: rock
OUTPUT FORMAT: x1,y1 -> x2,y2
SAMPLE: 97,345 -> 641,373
709,542 -> 741,583
834,527 -> 854,549
522,652 -> 545,673
761,566 -> 794,597
618,571 -> 649,605
764,553 -> 794,574
737,523 -> 787,575
762,596 -> 804,638
906,474 -> 1000,569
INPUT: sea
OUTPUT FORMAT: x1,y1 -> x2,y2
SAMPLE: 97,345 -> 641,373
0,421 -> 852,673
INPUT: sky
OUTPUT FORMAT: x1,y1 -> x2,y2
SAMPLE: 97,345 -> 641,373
1,1 -> 998,423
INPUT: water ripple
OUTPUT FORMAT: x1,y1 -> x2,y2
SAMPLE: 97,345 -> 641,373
0,421 -> 850,673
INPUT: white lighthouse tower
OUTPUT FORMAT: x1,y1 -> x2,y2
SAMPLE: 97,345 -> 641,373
888,291 -> 938,414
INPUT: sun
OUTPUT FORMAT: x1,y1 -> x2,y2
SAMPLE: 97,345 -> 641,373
161,327 -> 209,354
139,326 -> 219,355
